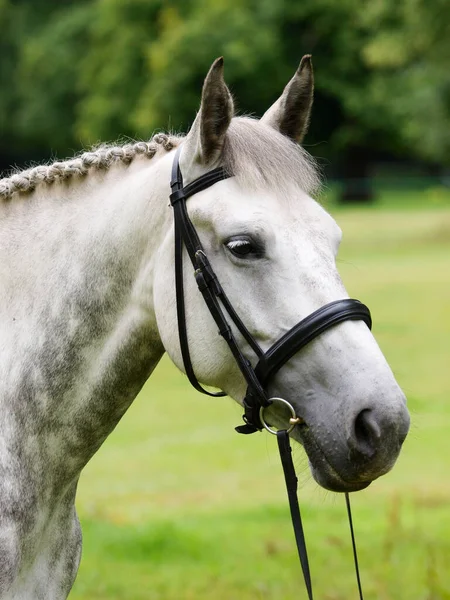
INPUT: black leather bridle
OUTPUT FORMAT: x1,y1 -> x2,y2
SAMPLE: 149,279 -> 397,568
169,145 -> 371,598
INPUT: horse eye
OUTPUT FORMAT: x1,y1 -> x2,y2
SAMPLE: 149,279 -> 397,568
225,237 -> 262,259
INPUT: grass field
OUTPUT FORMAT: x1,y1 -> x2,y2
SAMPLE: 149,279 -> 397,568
72,189 -> 450,600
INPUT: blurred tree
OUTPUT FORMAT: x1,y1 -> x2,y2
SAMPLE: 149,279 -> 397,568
280,0 -> 450,200
15,3 -> 93,155
76,0 -> 167,144
359,0 -> 450,165
0,0 -> 92,168
130,0 -> 285,134
0,0 -> 26,166
0,0 -> 448,195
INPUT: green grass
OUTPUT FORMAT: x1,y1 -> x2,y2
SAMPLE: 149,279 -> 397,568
72,194 -> 450,600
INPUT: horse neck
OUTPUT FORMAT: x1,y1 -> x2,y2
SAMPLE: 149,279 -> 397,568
0,153 -> 174,474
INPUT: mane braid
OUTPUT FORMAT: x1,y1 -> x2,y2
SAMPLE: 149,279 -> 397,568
0,134 -> 181,200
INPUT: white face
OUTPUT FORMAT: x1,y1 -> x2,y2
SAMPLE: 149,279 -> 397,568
153,171 -> 410,492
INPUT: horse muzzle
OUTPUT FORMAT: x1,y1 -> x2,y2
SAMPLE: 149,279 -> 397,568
295,397 -> 410,492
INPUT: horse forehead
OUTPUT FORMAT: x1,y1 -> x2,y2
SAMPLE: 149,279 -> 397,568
200,182 -> 338,241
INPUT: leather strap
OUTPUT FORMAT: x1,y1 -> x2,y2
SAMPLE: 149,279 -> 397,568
278,430 -> 365,600
253,299 -> 372,386
277,430 -> 313,600
170,147 -> 268,404
240,299 -> 372,431
173,210 -> 224,396
346,493 -> 364,599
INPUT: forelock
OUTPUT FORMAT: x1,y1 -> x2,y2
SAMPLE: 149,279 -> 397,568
222,117 -> 321,198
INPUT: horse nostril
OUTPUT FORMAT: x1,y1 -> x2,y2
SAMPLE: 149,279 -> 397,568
352,409 -> 381,458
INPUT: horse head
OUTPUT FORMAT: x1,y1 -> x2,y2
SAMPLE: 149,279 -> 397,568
153,57 -> 410,492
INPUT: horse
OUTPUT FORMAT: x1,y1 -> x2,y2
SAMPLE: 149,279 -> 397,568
0,56 -> 409,599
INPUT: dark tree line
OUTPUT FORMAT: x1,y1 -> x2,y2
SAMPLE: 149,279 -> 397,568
1,0 -> 448,199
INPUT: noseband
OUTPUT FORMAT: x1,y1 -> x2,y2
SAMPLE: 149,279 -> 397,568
169,146 -> 371,599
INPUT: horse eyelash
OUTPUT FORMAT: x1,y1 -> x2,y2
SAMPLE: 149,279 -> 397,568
227,239 -> 251,249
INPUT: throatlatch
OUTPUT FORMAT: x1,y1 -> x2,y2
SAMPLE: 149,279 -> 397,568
169,145 -> 369,599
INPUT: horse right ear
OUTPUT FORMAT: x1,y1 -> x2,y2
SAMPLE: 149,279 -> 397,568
182,57 -> 234,169
260,55 -> 314,144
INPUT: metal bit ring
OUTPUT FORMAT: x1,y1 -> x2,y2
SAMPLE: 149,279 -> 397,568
260,397 -> 302,435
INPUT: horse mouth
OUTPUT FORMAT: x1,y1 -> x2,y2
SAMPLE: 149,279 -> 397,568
294,425 -> 372,493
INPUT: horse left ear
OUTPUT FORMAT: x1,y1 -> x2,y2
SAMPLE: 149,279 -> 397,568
261,55 -> 314,144
183,57 -> 234,167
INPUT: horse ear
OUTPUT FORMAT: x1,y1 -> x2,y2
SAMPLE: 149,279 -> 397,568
183,57 -> 234,167
261,55 -> 314,144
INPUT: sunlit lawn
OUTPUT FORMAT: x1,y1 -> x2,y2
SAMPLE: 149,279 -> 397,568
72,190 -> 450,599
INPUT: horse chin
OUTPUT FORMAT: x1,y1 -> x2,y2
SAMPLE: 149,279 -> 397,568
309,460 -> 371,493
292,426 -> 372,493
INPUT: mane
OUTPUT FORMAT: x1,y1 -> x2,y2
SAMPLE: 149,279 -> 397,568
0,133 -> 181,200
0,118 -> 321,201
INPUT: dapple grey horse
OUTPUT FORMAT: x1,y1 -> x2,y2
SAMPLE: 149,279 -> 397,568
0,57 -> 409,598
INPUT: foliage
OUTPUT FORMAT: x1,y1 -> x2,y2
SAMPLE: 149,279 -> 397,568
0,0 -> 448,168
356,0 -> 450,162
15,4 -> 93,154
76,0 -> 166,144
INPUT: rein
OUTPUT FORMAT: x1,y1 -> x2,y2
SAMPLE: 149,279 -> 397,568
169,146 -> 369,598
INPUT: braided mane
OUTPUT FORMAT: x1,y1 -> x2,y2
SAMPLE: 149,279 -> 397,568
0,133 -> 181,200
0,118 -> 321,202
